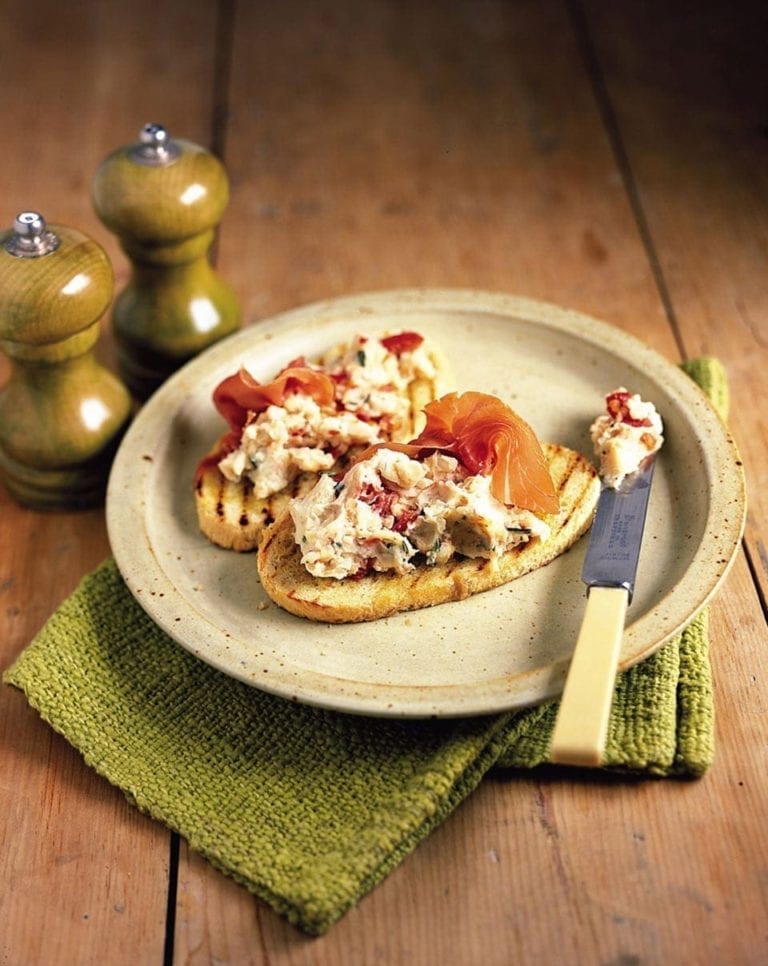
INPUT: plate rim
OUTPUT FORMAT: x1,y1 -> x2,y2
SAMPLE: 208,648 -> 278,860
106,287 -> 747,717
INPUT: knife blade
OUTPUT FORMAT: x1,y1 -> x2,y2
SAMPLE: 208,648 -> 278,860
550,454 -> 657,767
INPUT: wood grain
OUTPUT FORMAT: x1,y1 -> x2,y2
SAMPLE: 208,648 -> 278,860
1,0 -> 766,963
178,1 -> 768,959
0,1 -> 221,962
219,0 -> 678,354
581,0 -> 768,605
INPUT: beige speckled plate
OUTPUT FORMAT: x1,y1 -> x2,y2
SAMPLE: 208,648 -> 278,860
106,289 -> 746,717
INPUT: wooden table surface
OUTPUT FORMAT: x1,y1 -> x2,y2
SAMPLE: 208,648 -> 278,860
2,1 -> 766,963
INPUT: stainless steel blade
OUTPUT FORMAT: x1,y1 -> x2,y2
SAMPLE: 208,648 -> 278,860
550,453 -> 658,767
581,454 -> 657,602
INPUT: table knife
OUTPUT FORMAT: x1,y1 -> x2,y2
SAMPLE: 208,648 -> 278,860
550,454 -> 657,767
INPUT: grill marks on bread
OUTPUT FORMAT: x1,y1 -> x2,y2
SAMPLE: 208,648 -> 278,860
552,446 -> 590,531
257,443 -> 600,623
195,460 -> 318,552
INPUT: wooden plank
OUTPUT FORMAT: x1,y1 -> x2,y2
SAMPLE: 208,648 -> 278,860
0,0 -> 763,962
217,0 -> 678,356
173,1 -> 729,961
177,566 -> 762,966
0,0 -> 222,380
0,1 -> 221,962
580,0 -> 768,603
0,500 -> 172,964
0,0 -> 217,246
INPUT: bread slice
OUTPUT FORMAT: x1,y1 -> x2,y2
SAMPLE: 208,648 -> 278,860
195,339 -> 451,552
194,466 -> 320,553
257,443 -> 600,622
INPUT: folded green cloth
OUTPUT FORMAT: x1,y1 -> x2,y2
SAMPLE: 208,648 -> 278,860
4,357 -> 725,935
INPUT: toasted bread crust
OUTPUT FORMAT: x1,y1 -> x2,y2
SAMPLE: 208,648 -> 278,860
257,443 -> 600,622
194,464 -> 319,552
194,344 -> 451,551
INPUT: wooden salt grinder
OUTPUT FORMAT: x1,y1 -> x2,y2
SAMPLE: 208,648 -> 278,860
0,212 -> 133,509
92,123 -> 241,400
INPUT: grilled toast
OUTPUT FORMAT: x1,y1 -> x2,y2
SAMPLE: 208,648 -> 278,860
195,333 -> 451,552
257,443 -> 600,622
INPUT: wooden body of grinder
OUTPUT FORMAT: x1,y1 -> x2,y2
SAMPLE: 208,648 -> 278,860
92,123 -> 240,400
0,212 -> 132,509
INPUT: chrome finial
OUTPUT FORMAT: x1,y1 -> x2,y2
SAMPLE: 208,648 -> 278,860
4,211 -> 60,258
130,123 -> 181,166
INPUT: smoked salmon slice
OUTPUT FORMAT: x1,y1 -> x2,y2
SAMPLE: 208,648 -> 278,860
212,365 -> 336,433
354,391 -> 559,516
194,364 -> 336,484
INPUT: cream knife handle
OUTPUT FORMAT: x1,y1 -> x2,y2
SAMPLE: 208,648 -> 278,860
550,585 -> 629,767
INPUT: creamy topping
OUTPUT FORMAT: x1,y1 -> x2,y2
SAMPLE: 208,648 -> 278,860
290,449 -> 551,580
218,332 -> 435,497
217,394 -> 379,498
322,333 -> 437,431
590,388 -> 663,488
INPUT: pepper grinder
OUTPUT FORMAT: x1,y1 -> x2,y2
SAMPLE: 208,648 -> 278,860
0,212 -> 133,509
92,123 -> 241,400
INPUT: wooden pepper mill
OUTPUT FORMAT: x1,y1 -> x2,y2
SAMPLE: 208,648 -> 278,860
0,212 -> 133,510
92,122 -> 241,400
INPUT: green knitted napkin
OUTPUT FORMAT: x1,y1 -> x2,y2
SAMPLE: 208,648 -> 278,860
4,358 -> 724,935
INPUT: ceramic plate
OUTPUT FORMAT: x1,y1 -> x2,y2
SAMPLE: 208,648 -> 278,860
106,289 -> 745,717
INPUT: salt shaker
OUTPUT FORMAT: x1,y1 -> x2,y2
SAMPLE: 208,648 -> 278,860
92,123 -> 240,399
0,212 -> 132,509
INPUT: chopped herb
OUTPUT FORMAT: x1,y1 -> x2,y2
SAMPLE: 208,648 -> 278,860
334,481 -> 346,497
426,541 -> 443,566
357,349 -> 366,366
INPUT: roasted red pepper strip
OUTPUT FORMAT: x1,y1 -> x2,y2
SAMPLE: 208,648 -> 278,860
380,331 -> 424,355
605,390 -> 652,427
